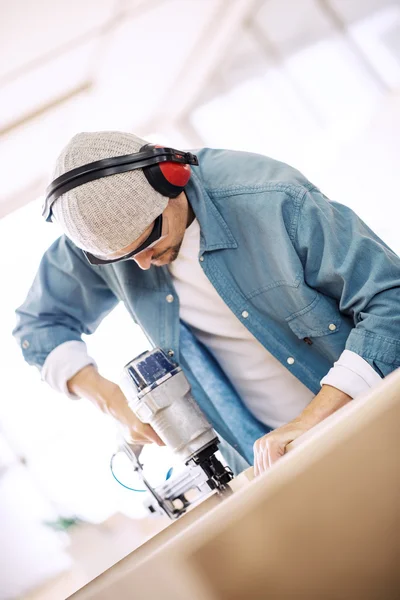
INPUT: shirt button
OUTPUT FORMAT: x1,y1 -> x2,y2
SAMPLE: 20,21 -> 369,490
167,350 -> 174,357
328,323 -> 337,331
242,311 -> 249,318
22,340 -> 30,349
166,294 -> 174,303
199,256 -> 204,262
287,357 -> 295,365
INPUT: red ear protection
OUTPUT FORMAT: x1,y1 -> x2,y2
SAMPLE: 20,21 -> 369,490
159,160 -> 191,186
141,144 -> 192,198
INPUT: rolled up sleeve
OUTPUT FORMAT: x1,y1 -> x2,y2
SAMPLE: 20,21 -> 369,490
41,340 -> 97,399
320,349 -> 382,398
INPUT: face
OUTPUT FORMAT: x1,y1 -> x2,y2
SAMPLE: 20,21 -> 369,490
108,192 -> 191,270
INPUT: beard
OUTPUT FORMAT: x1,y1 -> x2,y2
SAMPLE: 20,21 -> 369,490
152,241 -> 183,265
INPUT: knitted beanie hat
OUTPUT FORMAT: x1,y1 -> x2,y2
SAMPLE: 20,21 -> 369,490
51,131 -> 169,256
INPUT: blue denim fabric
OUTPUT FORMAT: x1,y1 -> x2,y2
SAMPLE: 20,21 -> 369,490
179,322 -> 270,466
14,148 -> 400,461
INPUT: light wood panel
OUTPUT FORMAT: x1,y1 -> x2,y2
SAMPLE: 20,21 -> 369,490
70,369 -> 400,600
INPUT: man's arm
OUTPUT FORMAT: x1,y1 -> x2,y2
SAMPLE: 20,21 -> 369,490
254,186 -> 400,474
295,187 -> 400,377
13,235 -> 118,367
254,385 -> 351,475
13,235 -> 162,444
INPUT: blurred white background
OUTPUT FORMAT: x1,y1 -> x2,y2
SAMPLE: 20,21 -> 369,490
1,0 -> 400,598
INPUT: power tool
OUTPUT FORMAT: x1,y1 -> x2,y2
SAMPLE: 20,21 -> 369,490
119,348 -> 233,519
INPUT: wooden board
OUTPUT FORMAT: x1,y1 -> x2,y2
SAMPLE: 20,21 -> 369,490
69,369 -> 400,600
68,469 -> 258,599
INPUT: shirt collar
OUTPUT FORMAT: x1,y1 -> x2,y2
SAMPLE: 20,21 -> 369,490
185,172 -> 237,252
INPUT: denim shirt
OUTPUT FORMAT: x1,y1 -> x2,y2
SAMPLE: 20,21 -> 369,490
13,148 -> 400,464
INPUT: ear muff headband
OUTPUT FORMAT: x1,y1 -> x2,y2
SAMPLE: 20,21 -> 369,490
43,145 -> 198,222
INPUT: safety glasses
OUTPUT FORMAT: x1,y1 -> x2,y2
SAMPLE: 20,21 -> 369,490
83,213 -> 168,265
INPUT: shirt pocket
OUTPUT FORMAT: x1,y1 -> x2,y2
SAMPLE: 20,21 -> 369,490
285,293 -> 345,362
286,293 -> 342,338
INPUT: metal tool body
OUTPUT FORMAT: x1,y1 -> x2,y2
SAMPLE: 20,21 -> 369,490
120,443 -> 217,519
120,348 -> 233,518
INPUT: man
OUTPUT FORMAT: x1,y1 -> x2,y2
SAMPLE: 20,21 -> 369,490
13,131 -> 400,476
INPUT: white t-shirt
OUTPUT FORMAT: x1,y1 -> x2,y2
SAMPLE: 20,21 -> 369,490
168,219 -> 315,428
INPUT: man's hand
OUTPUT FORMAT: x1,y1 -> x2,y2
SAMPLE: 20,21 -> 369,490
253,419 -> 308,476
253,384 -> 352,476
67,365 -> 165,446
